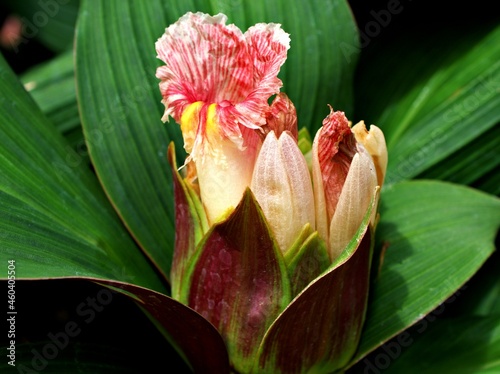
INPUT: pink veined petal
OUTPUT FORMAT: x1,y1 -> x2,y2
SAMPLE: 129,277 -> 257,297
264,93 -> 298,141
156,12 -> 254,123
156,12 -> 290,145
156,13 -> 291,222
235,23 -> 290,130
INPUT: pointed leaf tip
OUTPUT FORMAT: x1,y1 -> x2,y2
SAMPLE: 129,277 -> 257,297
186,189 -> 291,373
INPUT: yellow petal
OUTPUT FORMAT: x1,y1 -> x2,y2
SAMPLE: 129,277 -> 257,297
352,121 -> 388,187
179,101 -> 206,157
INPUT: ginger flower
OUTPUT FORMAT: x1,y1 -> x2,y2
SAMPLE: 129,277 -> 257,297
156,12 -> 290,223
156,12 -> 387,374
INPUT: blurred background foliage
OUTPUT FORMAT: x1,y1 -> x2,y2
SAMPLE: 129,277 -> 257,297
0,0 -> 499,372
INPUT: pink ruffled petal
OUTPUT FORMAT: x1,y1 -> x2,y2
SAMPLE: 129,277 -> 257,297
156,12 -> 254,123
234,23 -> 290,130
156,13 -> 291,221
156,12 -> 290,150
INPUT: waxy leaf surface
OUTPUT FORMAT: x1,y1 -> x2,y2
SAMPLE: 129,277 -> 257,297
0,53 -> 163,291
353,181 -> 500,362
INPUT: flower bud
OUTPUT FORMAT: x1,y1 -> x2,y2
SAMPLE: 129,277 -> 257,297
251,130 -> 315,253
312,108 -> 379,260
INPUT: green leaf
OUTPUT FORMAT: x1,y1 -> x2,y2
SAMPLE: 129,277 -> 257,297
417,124 -> 500,191
353,181 -> 500,363
75,0 -> 359,281
382,315 -> 500,374
355,24 -> 500,188
20,50 -> 87,162
75,0 -> 184,281
185,190 -> 291,373
4,0 -> 79,52
21,50 -> 79,136
0,52 -> 164,292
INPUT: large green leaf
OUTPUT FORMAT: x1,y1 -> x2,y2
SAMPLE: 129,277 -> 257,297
355,24 -> 500,189
75,0 -> 183,281
20,50 -> 87,162
382,315 -> 500,374
418,124 -> 500,194
75,0 -> 359,281
0,53 -> 163,292
352,180 -> 500,362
